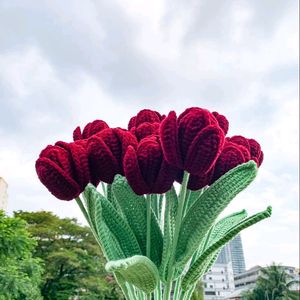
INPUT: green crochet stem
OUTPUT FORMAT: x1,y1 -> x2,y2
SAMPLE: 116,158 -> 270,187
163,171 -> 190,300
146,194 -> 151,259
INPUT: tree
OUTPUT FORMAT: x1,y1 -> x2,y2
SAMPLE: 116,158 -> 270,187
15,210 -> 123,300
242,263 -> 300,300
0,211 -> 44,300
191,281 -> 204,300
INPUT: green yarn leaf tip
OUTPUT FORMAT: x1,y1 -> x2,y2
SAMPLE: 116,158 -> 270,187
175,160 -> 258,268
112,175 -> 163,267
203,209 -> 248,252
105,255 -> 160,294
84,184 -> 142,260
181,206 -> 272,290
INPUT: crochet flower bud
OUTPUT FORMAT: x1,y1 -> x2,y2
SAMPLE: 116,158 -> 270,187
123,135 -> 177,195
36,141 -> 90,201
160,108 -> 225,175
73,119 -> 109,141
212,136 -> 263,182
128,109 -> 164,141
87,128 -> 138,185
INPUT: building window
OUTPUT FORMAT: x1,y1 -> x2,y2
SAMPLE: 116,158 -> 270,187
205,291 -> 216,295
210,285 -> 213,288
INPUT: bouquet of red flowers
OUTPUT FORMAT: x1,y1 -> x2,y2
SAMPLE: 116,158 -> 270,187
36,107 -> 271,300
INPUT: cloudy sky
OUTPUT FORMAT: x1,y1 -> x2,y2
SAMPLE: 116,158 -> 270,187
0,0 -> 298,269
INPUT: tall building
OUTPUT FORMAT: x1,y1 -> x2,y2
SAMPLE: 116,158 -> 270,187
216,234 -> 246,276
203,262 -> 235,300
0,177 -> 8,211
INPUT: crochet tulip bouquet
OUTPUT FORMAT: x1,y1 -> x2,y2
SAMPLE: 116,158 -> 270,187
36,108 -> 271,300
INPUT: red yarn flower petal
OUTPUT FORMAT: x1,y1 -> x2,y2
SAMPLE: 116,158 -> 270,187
98,129 -> 122,164
135,122 -> 160,141
228,135 -> 250,151
187,167 -> 214,190
152,160 -> 177,194
113,128 -> 138,159
136,136 -> 162,188
135,109 -> 162,127
73,127 -> 83,141
39,145 -> 74,178
184,125 -> 225,175
178,108 -> 214,159
212,112 -> 229,135
82,120 -> 109,139
123,146 -> 150,195
128,116 -> 137,130
212,143 -> 246,182
248,138 -> 262,161
160,111 -> 182,167
258,151 -> 264,166
36,158 -> 81,201
87,135 -> 119,184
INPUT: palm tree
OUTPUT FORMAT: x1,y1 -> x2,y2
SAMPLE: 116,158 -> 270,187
242,263 -> 300,300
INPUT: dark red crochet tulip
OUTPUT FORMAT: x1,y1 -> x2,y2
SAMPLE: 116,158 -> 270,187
212,111 -> 229,135
128,109 -> 163,130
123,135 -> 177,195
212,136 -> 263,182
87,128 -> 138,185
73,120 -> 109,141
160,108 -> 225,175
128,109 -> 164,141
36,141 -> 90,201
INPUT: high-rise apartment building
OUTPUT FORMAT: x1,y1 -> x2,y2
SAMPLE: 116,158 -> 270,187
216,234 -> 246,276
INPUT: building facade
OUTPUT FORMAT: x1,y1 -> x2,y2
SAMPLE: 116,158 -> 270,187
0,177 -> 8,211
203,262 -> 235,300
216,234 -> 246,276
234,265 -> 300,291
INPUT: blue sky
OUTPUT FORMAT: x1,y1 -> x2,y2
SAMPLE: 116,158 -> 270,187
0,0 -> 298,269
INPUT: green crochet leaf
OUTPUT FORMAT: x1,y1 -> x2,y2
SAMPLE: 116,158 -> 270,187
84,184 -> 142,260
112,175 -> 163,267
181,206 -> 272,290
82,191 -> 97,233
184,187 -> 207,216
175,161 -> 258,268
105,255 -> 160,294
159,186 -> 178,281
202,209 -> 248,252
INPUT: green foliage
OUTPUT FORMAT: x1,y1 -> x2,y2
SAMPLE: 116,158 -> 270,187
182,206 -> 272,290
106,255 -> 160,294
0,211 -> 43,300
160,186 -> 178,281
84,184 -> 142,259
242,263 -> 300,300
112,176 -> 163,267
176,161 -> 257,268
191,281 -> 204,300
15,210 -> 123,300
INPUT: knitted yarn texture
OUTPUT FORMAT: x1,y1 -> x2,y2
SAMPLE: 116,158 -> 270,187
36,107 -> 270,300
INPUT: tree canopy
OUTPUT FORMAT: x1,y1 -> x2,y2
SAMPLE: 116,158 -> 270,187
0,211 -> 44,300
242,263 -> 300,300
14,210 -> 123,300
